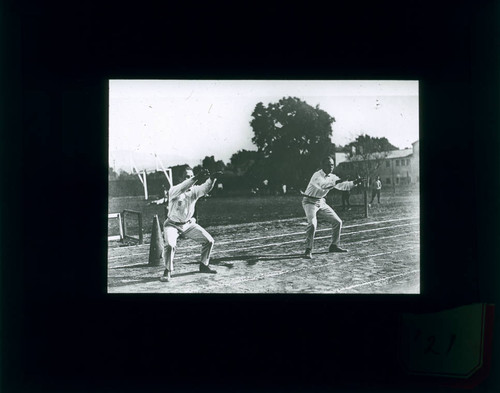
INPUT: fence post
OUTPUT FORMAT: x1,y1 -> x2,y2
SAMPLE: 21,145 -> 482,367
122,210 -> 127,239
364,180 -> 369,218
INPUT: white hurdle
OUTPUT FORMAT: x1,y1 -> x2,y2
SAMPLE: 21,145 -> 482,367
108,213 -> 124,241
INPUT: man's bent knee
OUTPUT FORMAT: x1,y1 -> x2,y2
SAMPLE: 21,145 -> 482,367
332,218 -> 342,227
307,217 -> 318,227
204,235 -> 214,246
164,244 -> 176,252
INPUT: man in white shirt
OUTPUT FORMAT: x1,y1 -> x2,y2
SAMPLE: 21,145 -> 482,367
302,157 -> 361,259
160,167 -> 222,282
369,176 -> 382,206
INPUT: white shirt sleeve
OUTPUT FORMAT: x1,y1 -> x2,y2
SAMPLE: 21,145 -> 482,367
191,178 -> 216,200
168,177 -> 197,200
333,181 -> 355,191
313,172 -> 340,189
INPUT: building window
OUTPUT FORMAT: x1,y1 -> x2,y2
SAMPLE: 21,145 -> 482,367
396,160 -> 400,166
386,160 -> 390,168
396,177 -> 400,184
406,159 -> 410,166
386,178 -> 391,184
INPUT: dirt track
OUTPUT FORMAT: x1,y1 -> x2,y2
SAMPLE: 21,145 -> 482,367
108,213 -> 419,294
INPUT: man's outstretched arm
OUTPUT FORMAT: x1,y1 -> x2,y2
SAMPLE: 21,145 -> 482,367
169,169 -> 209,199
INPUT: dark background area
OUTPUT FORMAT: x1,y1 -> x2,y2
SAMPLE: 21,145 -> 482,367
2,0 -> 499,392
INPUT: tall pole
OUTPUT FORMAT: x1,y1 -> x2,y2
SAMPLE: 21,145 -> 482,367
364,180 -> 368,218
363,167 -> 369,218
143,170 -> 148,200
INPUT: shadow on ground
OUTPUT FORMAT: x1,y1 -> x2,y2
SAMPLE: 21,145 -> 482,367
209,252 -> 305,266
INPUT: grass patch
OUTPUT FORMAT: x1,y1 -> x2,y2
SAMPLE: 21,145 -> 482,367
108,185 -> 419,234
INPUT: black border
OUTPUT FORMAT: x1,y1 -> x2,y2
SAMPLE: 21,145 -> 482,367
3,1 -> 500,392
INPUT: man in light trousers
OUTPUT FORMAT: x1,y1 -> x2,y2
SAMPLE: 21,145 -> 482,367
302,156 -> 362,259
160,167 -> 222,282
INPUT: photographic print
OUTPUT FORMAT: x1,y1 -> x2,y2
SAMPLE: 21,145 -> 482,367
107,80 -> 419,294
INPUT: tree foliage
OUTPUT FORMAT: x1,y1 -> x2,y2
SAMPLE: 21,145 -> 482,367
170,164 -> 191,184
343,134 -> 398,177
229,149 -> 263,176
193,156 -> 226,177
109,166 -> 119,180
117,169 -> 134,181
250,97 -> 336,187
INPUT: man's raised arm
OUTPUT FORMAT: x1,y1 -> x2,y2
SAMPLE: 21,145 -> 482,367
169,169 -> 209,199
192,171 -> 223,199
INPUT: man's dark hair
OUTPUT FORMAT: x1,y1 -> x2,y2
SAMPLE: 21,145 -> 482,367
321,156 -> 334,165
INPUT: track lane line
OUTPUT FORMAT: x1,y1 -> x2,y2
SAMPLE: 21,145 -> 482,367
335,270 -> 419,293
108,216 -> 418,253
108,218 -> 419,261
109,231 -> 420,269
206,246 -> 419,289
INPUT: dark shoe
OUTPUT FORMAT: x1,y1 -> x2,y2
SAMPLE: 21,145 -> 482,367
329,245 -> 348,253
160,270 -> 171,282
200,264 -> 217,274
304,248 -> 312,259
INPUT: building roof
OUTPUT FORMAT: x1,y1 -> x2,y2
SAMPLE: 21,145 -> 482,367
340,148 -> 414,164
386,148 -> 413,159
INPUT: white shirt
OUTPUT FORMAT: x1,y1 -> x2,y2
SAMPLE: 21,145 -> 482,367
303,170 -> 355,198
167,177 -> 215,223
373,180 -> 382,190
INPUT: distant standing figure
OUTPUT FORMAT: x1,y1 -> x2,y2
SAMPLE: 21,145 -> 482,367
160,167 -> 222,282
262,179 -> 269,195
148,184 -> 169,205
282,184 -> 287,195
369,176 -> 382,205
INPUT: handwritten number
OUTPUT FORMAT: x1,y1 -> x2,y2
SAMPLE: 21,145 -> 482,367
413,330 -> 457,356
446,334 -> 457,355
425,336 -> 440,355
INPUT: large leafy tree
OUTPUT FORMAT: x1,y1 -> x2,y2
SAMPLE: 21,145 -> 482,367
250,97 -> 336,187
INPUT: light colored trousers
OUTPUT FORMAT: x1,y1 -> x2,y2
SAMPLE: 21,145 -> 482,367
162,221 -> 214,272
302,197 -> 342,250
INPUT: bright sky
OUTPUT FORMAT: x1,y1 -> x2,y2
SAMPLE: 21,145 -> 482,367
109,80 -> 418,171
